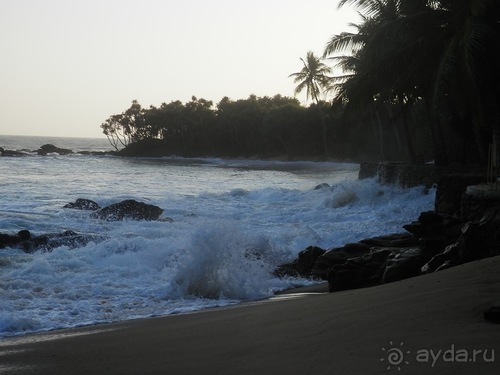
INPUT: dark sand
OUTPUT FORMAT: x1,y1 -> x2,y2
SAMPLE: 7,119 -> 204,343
1,256 -> 500,374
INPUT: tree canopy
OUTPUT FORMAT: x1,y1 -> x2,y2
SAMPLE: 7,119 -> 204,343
101,0 -> 500,165
323,0 -> 500,166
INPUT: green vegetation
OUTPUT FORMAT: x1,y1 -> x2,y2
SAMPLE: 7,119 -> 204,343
102,96 -> 346,159
323,0 -> 500,166
102,0 -> 500,164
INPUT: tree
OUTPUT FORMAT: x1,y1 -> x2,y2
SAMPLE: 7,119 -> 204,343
101,100 -> 146,151
325,0 -> 500,166
289,51 -> 332,156
434,0 -> 500,166
289,51 -> 332,104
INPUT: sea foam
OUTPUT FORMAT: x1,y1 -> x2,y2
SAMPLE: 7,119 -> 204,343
0,150 -> 435,337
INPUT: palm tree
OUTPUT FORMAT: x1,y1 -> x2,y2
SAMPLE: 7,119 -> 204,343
326,0 -> 500,166
323,0 -> 452,164
434,0 -> 500,167
289,51 -> 332,156
289,51 -> 332,104
323,2 -> 425,161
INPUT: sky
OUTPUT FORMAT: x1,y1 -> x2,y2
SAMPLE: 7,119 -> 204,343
0,0 -> 358,138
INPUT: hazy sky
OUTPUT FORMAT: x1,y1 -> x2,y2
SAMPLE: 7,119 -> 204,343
1,0 -> 357,138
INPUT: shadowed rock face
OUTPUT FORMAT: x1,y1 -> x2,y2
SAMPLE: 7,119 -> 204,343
277,193 -> 500,292
91,200 -> 163,221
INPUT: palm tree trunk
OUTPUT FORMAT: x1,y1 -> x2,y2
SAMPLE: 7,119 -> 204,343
424,97 -> 448,166
401,103 -> 417,164
321,114 -> 329,157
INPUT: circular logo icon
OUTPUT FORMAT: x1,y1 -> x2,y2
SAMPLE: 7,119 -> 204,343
381,341 -> 410,371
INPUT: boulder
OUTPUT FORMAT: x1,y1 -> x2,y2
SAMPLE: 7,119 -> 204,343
274,246 -> 326,278
327,259 -> 375,292
421,242 -> 461,273
91,199 -> 163,221
0,230 -> 31,249
64,198 -> 101,211
311,242 -> 371,279
381,247 -> 429,283
37,144 -> 73,155
327,248 -> 393,291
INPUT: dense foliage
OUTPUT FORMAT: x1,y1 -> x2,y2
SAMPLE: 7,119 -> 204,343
102,96 -> 354,159
102,0 -> 500,165
325,0 -> 500,166
102,94 -> 428,161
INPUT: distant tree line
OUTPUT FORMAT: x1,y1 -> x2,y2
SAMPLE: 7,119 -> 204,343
101,95 -> 432,161
102,0 -> 500,165
102,95 -> 383,160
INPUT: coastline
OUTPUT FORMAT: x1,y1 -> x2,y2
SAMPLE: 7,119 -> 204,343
2,256 -> 499,375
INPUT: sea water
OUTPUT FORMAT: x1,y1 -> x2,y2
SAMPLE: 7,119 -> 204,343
0,135 -> 435,337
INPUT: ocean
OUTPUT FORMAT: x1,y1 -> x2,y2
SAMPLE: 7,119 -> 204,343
0,135 -> 435,337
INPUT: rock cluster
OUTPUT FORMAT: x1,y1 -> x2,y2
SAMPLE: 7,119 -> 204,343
0,144 -> 114,157
0,147 -> 26,156
37,144 -> 73,155
0,230 -> 102,253
276,194 -> 500,292
64,198 -> 164,221
1,199 -> 165,253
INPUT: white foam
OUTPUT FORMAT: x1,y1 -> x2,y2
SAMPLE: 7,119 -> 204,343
0,156 -> 435,337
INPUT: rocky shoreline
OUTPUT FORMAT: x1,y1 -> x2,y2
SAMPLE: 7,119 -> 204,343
0,143 -> 115,157
0,199 -> 166,253
278,163 -> 500,293
2,160 -> 498,298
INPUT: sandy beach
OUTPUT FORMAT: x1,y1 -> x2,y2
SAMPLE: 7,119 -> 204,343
1,256 -> 499,375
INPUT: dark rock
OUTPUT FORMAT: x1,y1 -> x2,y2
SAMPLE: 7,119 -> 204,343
0,147 -> 26,157
434,259 -> 460,272
421,242 -> 461,273
18,229 -> 31,240
1,230 -> 103,253
314,183 -> 331,190
435,174 -> 484,215
484,302 -> 500,324
458,217 -> 500,261
91,199 -> 163,221
359,233 -> 417,247
417,211 -> 444,226
117,138 -> 166,157
417,236 -> 449,253
358,161 -> 379,179
37,144 -> 73,155
327,261 -> 370,292
64,198 -> 101,211
311,242 -> 371,279
402,212 -> 463,242
0,230 -> 32,249
275,166 -> 500,294
274,246 -> 326,277
327,247 -> 397,291
377,162 -> 439,188
21,230 -> 99,253
381,247 -> 429,283
403,221 -> 442,237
